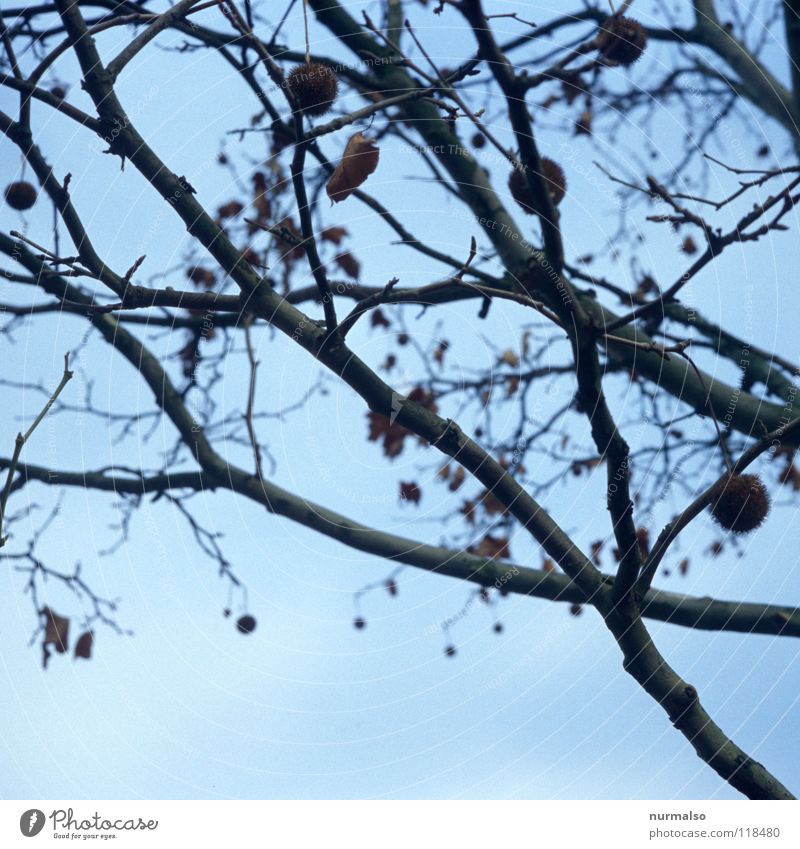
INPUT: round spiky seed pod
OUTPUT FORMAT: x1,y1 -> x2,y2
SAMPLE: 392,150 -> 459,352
708,473 -> 770,534
286,62 -> 339,116
4,181 -> 37,211
599,16 -> 647,66
542,158 -> 566,204
508,157 -> 567,214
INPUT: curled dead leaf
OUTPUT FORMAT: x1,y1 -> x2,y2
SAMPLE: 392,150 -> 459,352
370,308 -> 390,328
472,534 -> 511,561
326,133 -> 380,204
448,466 -> 466,492
42,606 -> 69,654
334,251 -> 360,279
500,349 -> 519,368
41,606 -> 69,669
399,481 -> 422,504
321,226 -> 348,245
74,630 -> 94,660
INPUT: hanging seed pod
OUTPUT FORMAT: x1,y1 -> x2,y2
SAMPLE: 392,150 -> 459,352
508,157 -> 567,214
599,16 -> 647,66
708,473 -> 770,534
286,63 -> 339,116
4,181 -> 37,211
236,614 -> 257,634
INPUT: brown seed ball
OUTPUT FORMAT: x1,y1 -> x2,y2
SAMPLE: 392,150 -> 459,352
444,644 -> 457,658
600,16 -> 647,66
286,63 -> 339,116
471,132 -> 486,149
709,473 -> 770,534
541,158 -> 567,204
236,614 -> 257,634
353,616 -> 366,630
508,157 -> 567,214
4,181 -> 38,211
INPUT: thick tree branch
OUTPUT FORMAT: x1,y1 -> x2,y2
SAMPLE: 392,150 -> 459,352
3,0 -> 796,799
50,0 -> 605,602
304,0 -> 799,447
20,0 -> 794,445
5,455 -> 800,639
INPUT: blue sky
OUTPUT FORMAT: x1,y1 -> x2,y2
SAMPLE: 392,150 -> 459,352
1,0 -> 799,799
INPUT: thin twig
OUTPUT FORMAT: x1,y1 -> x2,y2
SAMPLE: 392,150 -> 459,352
301,0 -> 311,64
242,315 -> 265,481
603,333 -> 689,361
106,0 -> 203,81
679,348 -> 733,473
0,353 -> 73,547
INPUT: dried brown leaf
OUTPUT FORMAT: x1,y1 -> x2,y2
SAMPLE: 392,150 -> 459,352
334,251 -> 360,279
400,481 -> 422,504
370,308 -> 391,328
472,534 -> 511,561
448,466 -> 466,492
74,630 -> 93,660
326,133 -> 380,204
321,226 -> 348,245
499,349 -> 520,368
43,607 -> 69,653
